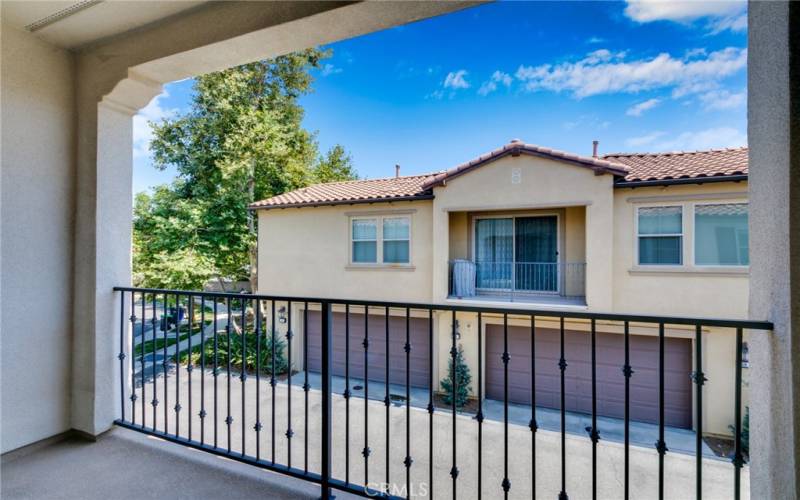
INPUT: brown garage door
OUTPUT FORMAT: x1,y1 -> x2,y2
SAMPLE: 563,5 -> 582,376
485,324 -> 692,428
306,311 -> 431,388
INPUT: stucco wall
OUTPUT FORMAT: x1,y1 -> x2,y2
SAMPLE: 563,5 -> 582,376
257,200 -> 434,302
1,22 -> 75,452
612,182 -> 749,319
431,154 -> 615,309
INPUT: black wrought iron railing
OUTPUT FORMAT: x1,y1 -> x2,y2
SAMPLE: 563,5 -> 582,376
114,286 -> 771,500
448,260 -> 586,301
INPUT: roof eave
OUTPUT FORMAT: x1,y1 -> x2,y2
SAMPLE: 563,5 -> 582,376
421,147 -> 628,190
249,193 -> 435,211
614,174 -> 748,188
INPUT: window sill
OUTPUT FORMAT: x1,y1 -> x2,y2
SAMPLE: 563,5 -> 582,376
629,266 -> 749,276
346,264 -> 416,271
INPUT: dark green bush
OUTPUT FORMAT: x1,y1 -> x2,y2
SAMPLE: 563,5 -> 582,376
440,344 -> 472,409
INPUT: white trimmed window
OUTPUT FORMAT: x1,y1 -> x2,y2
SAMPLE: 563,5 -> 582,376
350,215 -> 411,265
382,217 -> 410,263
694,203 -> 749,266
351,218 -> 377,263
637,206 -> 683,265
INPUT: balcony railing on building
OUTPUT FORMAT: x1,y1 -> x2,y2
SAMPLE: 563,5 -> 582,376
114,285 -> 770,499
449,260 -> 586,305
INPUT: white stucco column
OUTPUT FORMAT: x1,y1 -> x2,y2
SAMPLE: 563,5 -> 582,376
748,1 -> 800,497
71,72 -> 162,436
431,198 -> 450,303
583,184 -> 615,311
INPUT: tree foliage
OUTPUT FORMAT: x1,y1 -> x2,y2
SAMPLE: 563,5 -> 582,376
134,49 -> 357,290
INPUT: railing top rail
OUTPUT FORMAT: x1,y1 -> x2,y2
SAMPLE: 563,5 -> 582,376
113,286 -> 773,330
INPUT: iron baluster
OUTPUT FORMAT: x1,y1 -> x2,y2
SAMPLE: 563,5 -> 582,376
118,292 -> 126,424
656,322 -> 668,500
213,298 -> 219,448
733,327 -> 744,500
163,293 -> 169,434
623,321 -> 632,500
255,299 -> 262,460
240,297 -> 246,456
450,310 -> 458,500
226,296 -> 232,454
502,313 -> 510,498
175,293 -> 181,438
558,316 -> 568,500
320,301 -> 333,499
271,300 -> 276,464
530,314 -> 537,499
363,305 -> 371,485
200,296 -> 206,445
404,307 -> 412,500
345,303 -> 351,485
428,308 -> 434,500
141,293 -> 146,429
303,302 -> 309,474
694,324 -> 706,500
152,293 -> 158,431
286,300 -> 293,467
188,297 -> 193,441
385,305 -> 390,488
477,312 -> 484,500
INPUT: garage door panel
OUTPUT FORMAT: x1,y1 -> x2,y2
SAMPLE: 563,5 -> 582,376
306,311 -> 430,388
486,324 -> 692,428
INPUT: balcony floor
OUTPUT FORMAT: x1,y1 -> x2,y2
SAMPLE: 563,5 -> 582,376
447,292 -> 587,308
1,427 -> 345,500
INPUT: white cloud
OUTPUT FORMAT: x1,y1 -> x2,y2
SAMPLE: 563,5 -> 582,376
625,131 -> 666,148
443,70 -> 470,89
587,36 -> 606,44
626,98 -> 661,116
133,91 -> 177,160
478,70 -> 513,96
563,115 -> 611,131
515,46 -> 746,99
624,1 -> 747,34
625,127 -> 746,151
698,89 -> 746,110
321,64 -> 342,76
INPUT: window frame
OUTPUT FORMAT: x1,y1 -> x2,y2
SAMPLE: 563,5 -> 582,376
635,204 -> 685,267
350,217 -> 378,264
691,201 -> 750,268
348,214 -> 413,267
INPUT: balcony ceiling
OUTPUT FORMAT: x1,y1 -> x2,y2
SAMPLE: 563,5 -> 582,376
1,1 -> 207,50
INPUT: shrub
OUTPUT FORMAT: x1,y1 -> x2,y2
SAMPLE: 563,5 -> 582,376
177,329 -> 288,375
730,406 -> 750,455
440,344 -> 472,409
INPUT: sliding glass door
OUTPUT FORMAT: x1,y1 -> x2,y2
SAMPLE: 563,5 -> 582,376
474,215 -> 558,292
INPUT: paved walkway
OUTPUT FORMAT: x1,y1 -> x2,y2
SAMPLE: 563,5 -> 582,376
292,371 -> 716,457
128,366 -> 747,499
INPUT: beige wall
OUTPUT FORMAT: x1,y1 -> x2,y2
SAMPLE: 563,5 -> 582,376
1,22 -> 76,453
611,182 -> 749,319
257,201 -> 434,303
431,154 -> 615,309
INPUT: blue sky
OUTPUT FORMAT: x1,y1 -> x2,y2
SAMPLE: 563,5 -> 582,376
133,1 -> 748,193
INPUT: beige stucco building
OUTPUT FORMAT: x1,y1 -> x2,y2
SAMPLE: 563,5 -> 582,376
255,141 -> 750,436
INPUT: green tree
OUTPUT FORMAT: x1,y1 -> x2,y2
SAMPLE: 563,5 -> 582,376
313,144 -> 358,183
440,344 -> 472,409
135,50 -> 357,290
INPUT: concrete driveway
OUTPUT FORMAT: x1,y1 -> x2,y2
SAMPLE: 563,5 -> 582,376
132,366 -> 746,499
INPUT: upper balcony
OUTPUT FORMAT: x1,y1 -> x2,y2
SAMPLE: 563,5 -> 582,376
445,207 -> 588,308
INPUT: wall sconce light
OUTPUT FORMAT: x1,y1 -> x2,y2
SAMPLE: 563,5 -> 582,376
278,306 -> 287,324
741,342 -> 749,368
454,319 -> 461,340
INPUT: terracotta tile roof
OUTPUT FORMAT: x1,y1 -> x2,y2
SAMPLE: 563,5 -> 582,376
421,139 -> 629,189
250,144 -> 749,210
249,173 -> 438,209
605,147 -> 748,184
